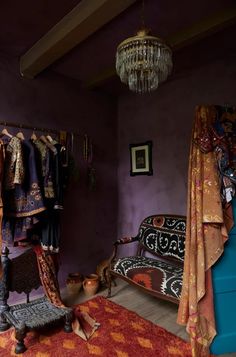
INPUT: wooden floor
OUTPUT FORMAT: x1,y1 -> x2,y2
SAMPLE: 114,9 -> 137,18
61,279 -> 236,357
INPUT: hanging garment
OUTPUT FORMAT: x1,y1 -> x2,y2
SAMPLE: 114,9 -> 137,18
36,143 -> 67,253
4,136 -> 24,190
2,135 -> 67,251
27,141 -> 65,253
33,139 -> 55,199
2,216 -> 41,245
195,107 -> 236,205
33,245 -> 99,340
39,143 -> 68,252
177,105 -> 232,357
2,139 -> 46,244
4,140 -> 46,217
0,139 -> 4,278
33,245 -> 64,307
40,200 -> 60,253
0,139 -> 5,210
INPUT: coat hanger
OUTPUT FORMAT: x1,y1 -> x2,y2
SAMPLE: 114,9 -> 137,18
0,126 -> 13,138
40,135 -> 57,153
16,125 -> 25,140
40,135 -> 49,144
46,130 -> 58,144
16,131 -> 25,140
46,134 -> 53,143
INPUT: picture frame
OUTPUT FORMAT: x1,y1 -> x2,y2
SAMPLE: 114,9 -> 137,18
129,141 -> 153,176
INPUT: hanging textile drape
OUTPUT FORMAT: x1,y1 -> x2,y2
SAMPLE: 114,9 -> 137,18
0,140 -> 4,279
34,245 -> 65,307
33,245 -> 100,340
177,105 -> 236,356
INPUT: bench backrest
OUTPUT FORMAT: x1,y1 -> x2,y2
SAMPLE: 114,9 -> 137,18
8,248 -> 41,295
137,215 -> 186,263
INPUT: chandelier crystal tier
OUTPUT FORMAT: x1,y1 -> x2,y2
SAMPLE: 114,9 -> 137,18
116,28 -> 173,94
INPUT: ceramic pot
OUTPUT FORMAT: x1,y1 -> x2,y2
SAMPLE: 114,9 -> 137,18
66,273 -> 84,294
83,274 -> 99,297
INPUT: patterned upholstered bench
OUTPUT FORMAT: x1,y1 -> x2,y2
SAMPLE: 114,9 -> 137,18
107,215 -> 186,304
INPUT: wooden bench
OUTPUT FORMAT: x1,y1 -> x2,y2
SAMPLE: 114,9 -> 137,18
107,214 -> 186,304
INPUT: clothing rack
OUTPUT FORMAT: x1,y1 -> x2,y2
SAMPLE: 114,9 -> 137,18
0,121 -> 91,157
0,120 -> 62,135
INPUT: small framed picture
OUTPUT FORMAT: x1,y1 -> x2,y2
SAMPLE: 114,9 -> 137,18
129,141 -> 153,176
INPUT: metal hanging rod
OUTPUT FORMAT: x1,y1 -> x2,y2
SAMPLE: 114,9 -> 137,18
0,120 -> 62,135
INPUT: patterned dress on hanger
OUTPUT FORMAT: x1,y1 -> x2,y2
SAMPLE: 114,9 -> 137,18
2,139 -> 46,244
38,142 -> 66,253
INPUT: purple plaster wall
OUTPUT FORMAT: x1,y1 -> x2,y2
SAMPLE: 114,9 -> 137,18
0,54 -> 118,289
117,30 -> 236,242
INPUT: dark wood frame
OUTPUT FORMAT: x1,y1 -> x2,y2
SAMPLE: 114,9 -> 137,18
129,141 -> 153,176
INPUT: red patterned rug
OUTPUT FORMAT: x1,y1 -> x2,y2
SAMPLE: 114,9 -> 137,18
0,296 -> 193,356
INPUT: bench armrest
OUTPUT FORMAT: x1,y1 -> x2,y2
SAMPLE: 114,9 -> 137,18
114,236 -> 139,245
108,236 -> 139,266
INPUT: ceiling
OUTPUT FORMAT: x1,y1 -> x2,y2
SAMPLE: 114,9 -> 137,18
1,0 -> 236,96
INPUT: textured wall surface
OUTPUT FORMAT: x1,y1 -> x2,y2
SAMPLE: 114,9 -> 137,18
117,42 -> 236,242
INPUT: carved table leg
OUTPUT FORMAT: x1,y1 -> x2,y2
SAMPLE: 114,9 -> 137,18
0,247 -> 10,331
64,311 -> 73,333
105,267 -> 117,288
106,270 -> 112,298
15,324 -> 27,354
0,307 -> 10,331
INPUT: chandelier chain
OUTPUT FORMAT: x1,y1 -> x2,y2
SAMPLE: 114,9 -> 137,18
141,0 -> 145,28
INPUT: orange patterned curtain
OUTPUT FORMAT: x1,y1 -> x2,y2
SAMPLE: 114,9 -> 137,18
0,140 -> 5,279
177,105 -> 235,356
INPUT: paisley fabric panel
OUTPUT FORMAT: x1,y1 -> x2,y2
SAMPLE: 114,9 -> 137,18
140,227 -> 185,262
142,215 -> 186,234
135,216 -> 186,262
113,256 -> 183,300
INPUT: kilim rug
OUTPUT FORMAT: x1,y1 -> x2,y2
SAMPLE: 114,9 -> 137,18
0,296 -> 194,357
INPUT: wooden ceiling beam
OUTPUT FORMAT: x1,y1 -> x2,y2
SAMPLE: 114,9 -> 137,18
84,6 -> 236,89
168,6 -> 236,50
20,0 -> 137,79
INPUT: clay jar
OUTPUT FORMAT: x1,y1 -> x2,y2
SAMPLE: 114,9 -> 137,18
83,274 -> 99,297
66,273 -> 84,294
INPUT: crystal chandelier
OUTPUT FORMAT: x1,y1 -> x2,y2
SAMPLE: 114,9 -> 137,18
116,28 -> 173,94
